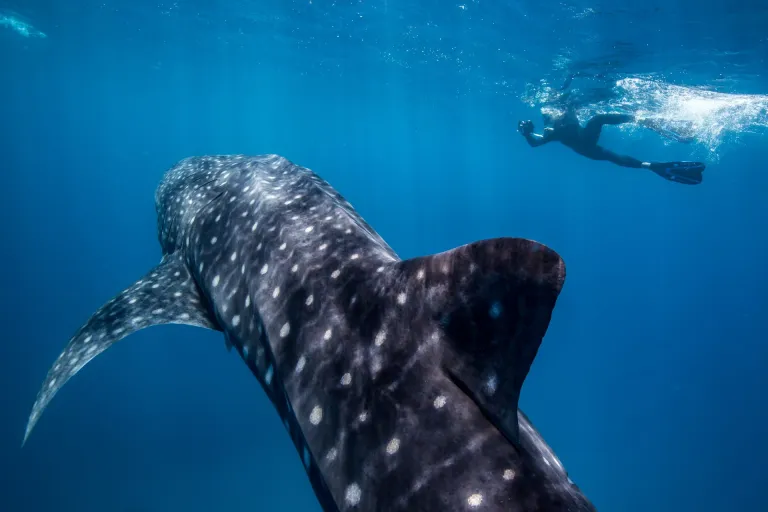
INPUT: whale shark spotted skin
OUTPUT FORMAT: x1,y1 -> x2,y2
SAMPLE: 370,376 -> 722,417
24,154 -> 596,511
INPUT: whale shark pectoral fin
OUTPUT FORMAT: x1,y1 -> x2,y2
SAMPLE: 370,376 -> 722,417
23,252 -> 220,446
399,237 -> 565,445
223,330 -> 235,352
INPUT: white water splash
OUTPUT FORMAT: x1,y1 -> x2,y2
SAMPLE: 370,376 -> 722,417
0,10 -> 47,39
614,78 -> 768,155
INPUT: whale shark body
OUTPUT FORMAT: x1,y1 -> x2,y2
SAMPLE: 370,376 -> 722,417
25,154 -> 596,511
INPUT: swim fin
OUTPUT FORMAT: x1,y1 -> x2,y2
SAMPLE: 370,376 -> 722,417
650,161 -> 705,185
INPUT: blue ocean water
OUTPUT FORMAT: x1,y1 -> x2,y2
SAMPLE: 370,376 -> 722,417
1,1 -> 766,511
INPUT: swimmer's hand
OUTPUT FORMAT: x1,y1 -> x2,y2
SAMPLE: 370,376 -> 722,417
518,120 -> 534,135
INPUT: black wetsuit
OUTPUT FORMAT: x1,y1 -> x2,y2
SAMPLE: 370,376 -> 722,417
522,112 -> 644,168
517,111 -> 706,185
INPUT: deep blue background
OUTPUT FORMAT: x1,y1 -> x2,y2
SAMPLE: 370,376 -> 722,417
1,1 -> 766,511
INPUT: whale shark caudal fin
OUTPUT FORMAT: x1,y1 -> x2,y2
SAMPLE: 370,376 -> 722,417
23,252 -> 220,446
375,237 -> 566,446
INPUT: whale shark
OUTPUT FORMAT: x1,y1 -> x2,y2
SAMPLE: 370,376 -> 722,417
24,154 -> 596,511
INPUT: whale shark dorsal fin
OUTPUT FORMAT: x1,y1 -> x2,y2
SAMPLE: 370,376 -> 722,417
23,252 -> 220,445
396,237 -> 566,445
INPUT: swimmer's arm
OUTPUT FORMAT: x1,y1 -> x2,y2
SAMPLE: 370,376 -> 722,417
523,127 -> 555,147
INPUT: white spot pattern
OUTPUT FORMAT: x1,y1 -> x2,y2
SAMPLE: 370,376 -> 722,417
468,493 -> 483,507
345,484 -> 361,506
309,405 -> 323,425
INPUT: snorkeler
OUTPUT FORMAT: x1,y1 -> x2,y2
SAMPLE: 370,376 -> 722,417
518,110 -> 705,185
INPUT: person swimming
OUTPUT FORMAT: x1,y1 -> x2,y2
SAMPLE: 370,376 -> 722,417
518,109 -> 705,185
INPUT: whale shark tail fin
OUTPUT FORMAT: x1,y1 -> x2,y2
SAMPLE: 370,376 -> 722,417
23,252 -> 220,446
393,237 -> 565,445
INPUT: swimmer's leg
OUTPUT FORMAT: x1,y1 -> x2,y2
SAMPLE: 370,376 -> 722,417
583,114 -> 635,145
593,148 -> 645,168
592,147 -> 705,185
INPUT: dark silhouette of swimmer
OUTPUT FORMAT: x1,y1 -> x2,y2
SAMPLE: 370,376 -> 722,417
518,110 -> 705,185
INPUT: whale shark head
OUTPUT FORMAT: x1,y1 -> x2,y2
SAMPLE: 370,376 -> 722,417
24,154 -> 594,511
